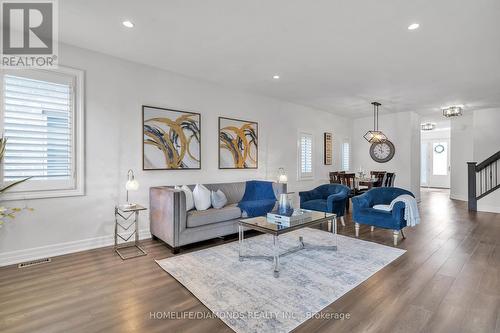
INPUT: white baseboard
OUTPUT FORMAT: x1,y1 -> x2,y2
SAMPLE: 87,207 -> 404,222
0,229 -> 152,267
450,194 -> 467,201
477,203 -> 500,214
449,194 -> 500,213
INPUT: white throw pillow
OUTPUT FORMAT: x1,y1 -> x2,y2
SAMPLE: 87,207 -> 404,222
373,204 -> 391,211
193,184 -> 212,210
174,185 -> 195,211
211,189 -> 228,209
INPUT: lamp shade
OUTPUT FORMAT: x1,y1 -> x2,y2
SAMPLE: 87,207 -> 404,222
363,130 -> 387,143
126,179 -> 139,191
278,167 -> 288,183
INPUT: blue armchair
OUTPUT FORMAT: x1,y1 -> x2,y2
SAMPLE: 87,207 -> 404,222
299,184 -> 350,226
352,187 -> 414,246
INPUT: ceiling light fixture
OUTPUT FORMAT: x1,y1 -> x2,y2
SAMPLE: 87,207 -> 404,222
272,75 -> 280,80
442,105 -> 463,118
122,20 -> 135,28
408,23 -> 420,30
421,122 -> 436,131
363,102 -> 388,143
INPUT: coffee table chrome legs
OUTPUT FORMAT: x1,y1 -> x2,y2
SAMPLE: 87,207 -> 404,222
273,235 -> 280,277
238,225 -> 244,261
238,216 -> 337,278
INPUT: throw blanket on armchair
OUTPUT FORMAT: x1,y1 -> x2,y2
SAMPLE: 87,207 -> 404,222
238,180 -> 276,217
374,194 -> 420,227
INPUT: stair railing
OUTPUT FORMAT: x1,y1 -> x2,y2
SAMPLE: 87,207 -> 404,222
468,151 -> 500,211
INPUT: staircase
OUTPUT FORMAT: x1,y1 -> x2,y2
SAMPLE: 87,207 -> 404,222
467,151 -> 500,211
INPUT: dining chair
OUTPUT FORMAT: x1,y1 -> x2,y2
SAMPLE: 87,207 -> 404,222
381,172 -> 396,187
329,171 -> 345,184
370,171 -> 386,187
339,173 -> 356,211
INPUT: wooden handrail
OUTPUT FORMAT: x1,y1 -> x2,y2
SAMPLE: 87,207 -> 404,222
476,151 -> 500,171
468,150 -> 500,211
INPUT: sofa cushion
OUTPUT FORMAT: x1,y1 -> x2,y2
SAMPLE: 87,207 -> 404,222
193,184 -> 212,210
175,185 -> 195,211
356,208 -> 398,229
301,199 -> 327,212
211,189 -> 228,209
186,204 -> 241,228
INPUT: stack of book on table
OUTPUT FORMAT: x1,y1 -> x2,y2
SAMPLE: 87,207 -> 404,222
266,209 -> 314,227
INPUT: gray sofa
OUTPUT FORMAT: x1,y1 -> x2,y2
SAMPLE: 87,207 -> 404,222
150,182 -> 286,253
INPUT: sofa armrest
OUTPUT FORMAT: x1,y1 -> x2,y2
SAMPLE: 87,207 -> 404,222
326,193 -> 347,216
327,192 -> 345,204
299,189 -> 318,205
352,192 -> 371,210
149,186 -> 187,248
391,201 -> 407,227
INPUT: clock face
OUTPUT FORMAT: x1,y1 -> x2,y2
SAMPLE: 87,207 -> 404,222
370,140 -> 395,163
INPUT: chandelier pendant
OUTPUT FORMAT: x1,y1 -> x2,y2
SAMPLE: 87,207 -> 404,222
363,102 -> 387,143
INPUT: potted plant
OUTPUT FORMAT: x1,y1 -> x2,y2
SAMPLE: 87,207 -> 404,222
0,136 -> 32,226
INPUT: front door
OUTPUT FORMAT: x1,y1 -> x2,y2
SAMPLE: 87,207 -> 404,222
421,138 -> 450,188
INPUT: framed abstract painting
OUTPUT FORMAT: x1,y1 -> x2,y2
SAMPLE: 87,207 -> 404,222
218,117 -> 258,169
143,105 -> 201,170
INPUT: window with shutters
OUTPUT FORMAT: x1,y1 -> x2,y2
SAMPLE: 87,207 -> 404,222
342,140 -> 350,171
0,67 -> 84,200
298,132 -> 314,180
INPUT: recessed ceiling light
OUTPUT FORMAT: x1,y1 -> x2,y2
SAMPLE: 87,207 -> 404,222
272,75 -> 280,80
122,20 -> 134,28
408,23 -> 420,30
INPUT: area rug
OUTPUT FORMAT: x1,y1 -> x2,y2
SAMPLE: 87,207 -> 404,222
156,228 -> 405,333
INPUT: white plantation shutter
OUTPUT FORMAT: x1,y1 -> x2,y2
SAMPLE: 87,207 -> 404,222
298,133 -> 313,179
3,75 -> 72,181
342,141 -> 350,171
1,68 -> 84,199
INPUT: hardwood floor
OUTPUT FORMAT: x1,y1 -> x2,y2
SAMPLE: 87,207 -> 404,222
1,188 -> 500,333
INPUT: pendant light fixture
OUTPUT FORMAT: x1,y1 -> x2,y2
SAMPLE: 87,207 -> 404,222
363,102 -> 387,143
421,122 -> 436,131
442,105 -> 463,118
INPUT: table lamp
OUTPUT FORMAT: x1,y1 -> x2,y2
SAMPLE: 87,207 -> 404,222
278,167 -> 288,183
125,169 -> 139,208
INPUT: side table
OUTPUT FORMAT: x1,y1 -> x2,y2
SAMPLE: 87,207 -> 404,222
114,204 -> 147,260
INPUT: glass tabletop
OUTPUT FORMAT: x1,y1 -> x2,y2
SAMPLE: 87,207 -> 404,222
239,211 -> 335,235
116,204 -> 147,212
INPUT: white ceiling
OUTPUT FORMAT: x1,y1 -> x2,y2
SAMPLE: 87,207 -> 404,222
60,0 -> 500,118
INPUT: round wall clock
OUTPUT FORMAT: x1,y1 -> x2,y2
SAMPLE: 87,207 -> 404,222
370,140 -> 395,163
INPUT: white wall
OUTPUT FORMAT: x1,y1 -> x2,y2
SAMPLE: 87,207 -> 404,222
351,112 -> 421,201
0,44 -> 351,266
450,109 -> 500,213
473,109 -> 500,212
450,113 -> 474,201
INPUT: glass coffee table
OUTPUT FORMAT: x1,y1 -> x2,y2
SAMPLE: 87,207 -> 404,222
238,211 -> 337,278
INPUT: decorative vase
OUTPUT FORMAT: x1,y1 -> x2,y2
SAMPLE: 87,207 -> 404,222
278,193 -> 294,216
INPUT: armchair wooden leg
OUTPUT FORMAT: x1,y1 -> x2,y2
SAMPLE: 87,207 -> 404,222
370,226 -> 374,232
355,223 -> 360,237
393,230 -> 399,246
340,216 -> 345,227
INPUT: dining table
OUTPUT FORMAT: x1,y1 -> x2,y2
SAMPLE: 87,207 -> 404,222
355,177 -> 378,191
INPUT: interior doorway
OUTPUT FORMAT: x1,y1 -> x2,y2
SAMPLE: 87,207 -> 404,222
421,124 -> 451,189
